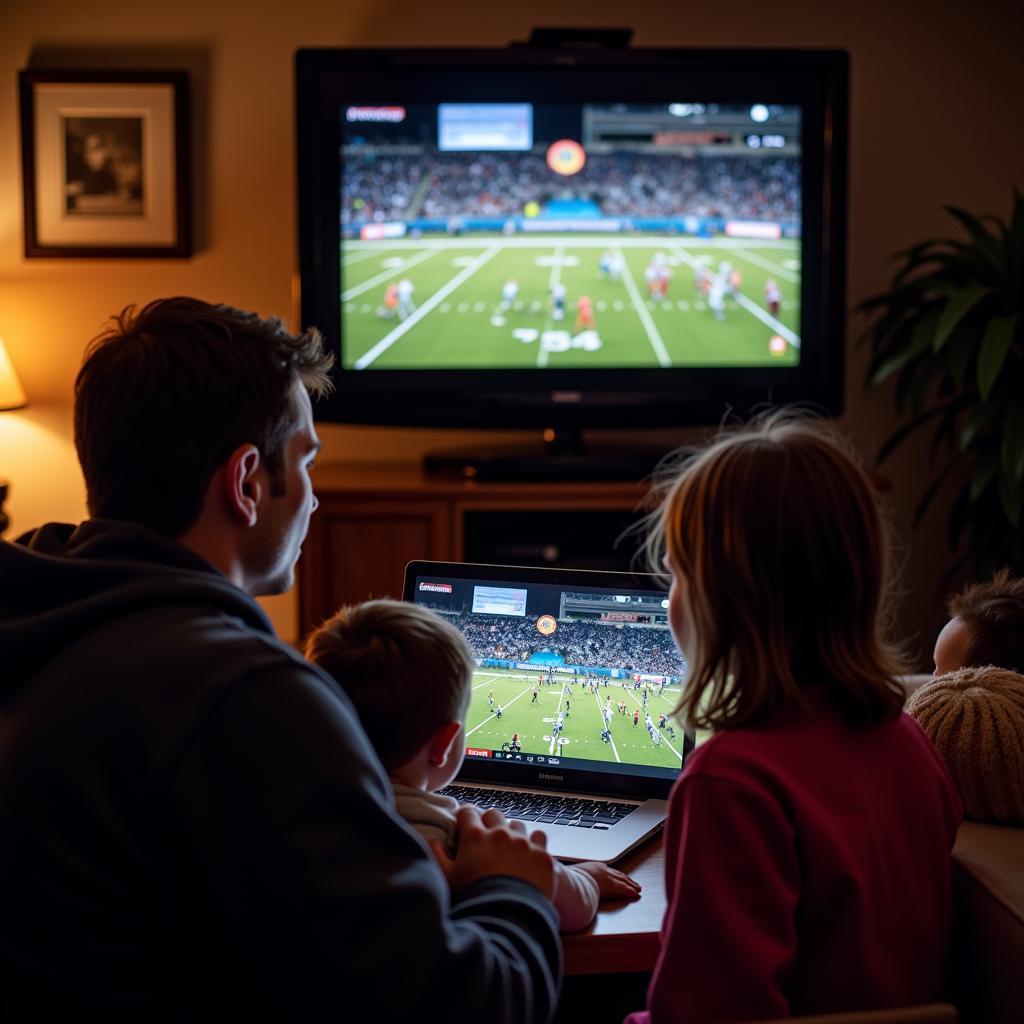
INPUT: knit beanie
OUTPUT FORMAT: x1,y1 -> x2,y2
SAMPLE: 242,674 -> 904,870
906,665 -> 1024,826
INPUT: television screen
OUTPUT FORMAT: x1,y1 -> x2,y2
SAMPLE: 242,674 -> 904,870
298,47 -> 847,430
342,101 -> 802,372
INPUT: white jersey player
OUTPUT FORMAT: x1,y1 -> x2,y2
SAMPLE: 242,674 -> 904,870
708,279 -> 726,322
765,278 -> 782,318
550,282 -> 567,321
501,278 -> 519,309
396,278 -> 416,320
599,250 -> 623,282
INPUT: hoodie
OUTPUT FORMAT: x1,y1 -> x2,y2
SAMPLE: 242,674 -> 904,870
391,784 -> 599,933
0,521 -> 560,1021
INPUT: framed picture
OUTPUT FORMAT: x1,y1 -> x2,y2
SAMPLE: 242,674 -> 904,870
19,70 -> 191,258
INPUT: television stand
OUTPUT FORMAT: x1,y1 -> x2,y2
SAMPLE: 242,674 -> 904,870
423,428 -> 670,482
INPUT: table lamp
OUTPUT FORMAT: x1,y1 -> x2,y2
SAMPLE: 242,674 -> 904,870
0,334 -> 28,536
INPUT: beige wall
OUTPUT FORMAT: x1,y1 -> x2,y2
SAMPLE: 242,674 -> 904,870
2,0 -> 1022,658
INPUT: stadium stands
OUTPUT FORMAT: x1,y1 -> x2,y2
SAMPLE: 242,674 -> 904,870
342,149 -> 800,226
451,612 -> 686,676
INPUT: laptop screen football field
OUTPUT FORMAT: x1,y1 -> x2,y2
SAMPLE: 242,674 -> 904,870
403,560 -> 694,863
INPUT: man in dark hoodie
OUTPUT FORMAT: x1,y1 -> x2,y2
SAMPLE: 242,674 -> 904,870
0,298 -> 560,1021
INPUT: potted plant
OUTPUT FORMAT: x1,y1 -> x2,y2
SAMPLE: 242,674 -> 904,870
859,190 -> 1024,580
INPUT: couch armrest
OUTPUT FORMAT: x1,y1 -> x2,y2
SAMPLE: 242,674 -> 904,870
951,822 -> 1024,1023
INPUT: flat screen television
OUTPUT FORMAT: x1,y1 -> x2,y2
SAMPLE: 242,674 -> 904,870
296,38 -> 848,462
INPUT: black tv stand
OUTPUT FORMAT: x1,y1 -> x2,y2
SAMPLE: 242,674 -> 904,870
423,428 -> 669,483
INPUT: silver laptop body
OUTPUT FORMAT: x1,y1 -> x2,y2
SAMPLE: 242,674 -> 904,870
403,560 -> 694,862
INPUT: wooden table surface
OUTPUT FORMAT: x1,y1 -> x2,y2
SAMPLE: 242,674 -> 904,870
562,833 -> 666,975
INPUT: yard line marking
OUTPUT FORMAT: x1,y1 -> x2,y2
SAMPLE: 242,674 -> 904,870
593,691 -> 621,763
354,245 -> 501,369
341,248 -> 385,266
615,247 -> 672,367
341,247 -> 437,301
466,685 -> 531,736
343,236 -> 798,251
538,244 -> 565,369
671,245 -> 801,349
730,246 -> 800,283
472,674 -> 504,690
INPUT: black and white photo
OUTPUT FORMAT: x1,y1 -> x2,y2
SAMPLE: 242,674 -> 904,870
19,70 -> 190,257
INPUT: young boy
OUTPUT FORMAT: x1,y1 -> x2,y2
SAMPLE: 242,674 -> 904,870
933,569 -> 1024,675
304,599 -> 641,933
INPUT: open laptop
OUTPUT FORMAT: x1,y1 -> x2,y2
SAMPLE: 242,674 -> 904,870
403,560 -> 694,863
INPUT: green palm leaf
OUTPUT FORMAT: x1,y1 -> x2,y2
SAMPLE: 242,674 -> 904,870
977,314 -> 1018,400
862,192 -> 1024,576
933,286 -> 992,352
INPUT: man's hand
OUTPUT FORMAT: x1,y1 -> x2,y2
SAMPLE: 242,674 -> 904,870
431,805 -> 555,900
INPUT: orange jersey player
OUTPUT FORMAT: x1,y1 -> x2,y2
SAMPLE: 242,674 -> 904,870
377,282 -> 399,319
654,266 -> 670,300
695,266 -> 711,297
574,294 -> 595,333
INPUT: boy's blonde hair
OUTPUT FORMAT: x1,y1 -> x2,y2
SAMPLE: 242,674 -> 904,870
304,599 -> 475,771
645,409 -> 906,731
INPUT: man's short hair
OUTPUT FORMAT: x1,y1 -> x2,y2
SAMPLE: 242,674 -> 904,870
304,600 -> 475,772
948,569 -> 1024,674
75,297 -> 333,536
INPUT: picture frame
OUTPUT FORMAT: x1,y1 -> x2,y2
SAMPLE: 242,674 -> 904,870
19,69 -> 191,258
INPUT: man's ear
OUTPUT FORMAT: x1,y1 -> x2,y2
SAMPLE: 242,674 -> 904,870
428,721 -> 463,768
222,444 -> 263,527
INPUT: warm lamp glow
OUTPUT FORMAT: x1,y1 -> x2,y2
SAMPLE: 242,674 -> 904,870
0,336 -> 28,411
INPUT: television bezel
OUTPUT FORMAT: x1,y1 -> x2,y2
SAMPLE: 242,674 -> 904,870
296,45 -> 848,428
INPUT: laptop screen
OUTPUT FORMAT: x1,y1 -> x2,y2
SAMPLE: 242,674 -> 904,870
405,561 -> 691,788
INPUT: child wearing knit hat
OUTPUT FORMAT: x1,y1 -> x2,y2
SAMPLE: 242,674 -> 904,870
906,665 -> 1024,826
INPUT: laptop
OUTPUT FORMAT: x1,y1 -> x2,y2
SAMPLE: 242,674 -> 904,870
403,560 -> 694,863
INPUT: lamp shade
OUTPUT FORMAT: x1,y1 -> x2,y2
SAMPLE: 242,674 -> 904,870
0,336 -> 28,411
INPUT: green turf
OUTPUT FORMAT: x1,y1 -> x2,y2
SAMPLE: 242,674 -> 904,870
465,668 -> 685,770
339,235 -> 801,371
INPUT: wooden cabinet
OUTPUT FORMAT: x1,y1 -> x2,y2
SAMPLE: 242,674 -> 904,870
298,463 -> 651,633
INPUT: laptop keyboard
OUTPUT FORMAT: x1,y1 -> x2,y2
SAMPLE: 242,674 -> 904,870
441,785 -> 637,829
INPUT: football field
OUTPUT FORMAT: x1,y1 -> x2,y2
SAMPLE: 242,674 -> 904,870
465,667 -> 685,771
340,235 -> 801,370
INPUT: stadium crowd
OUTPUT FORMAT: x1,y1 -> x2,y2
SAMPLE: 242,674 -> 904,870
342,148 -> 800,226
444,611 -> 686,677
